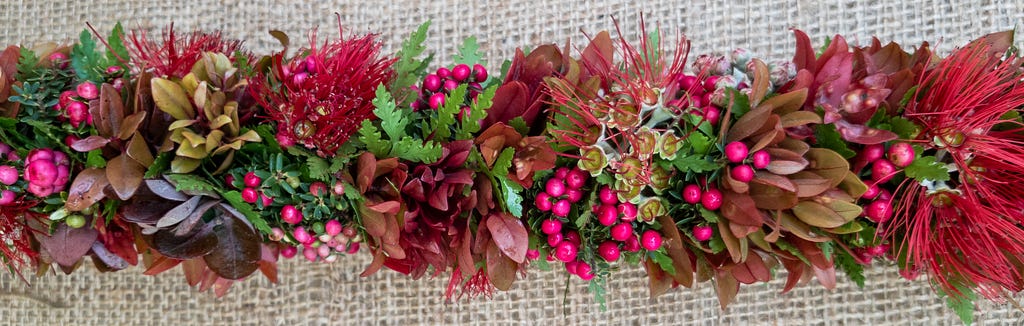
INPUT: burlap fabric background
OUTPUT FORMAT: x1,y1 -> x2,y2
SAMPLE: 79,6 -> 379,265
1,0 -> 1023,325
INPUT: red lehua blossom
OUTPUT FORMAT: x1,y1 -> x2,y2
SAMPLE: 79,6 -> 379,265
127,24 -> 248,78
0,198 -> 42,280
883,39 -> 1024,299
250,26 -> 396,157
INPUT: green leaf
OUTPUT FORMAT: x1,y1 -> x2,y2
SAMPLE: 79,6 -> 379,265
105,22 -> 129,65
889,117 -> 920,140
940,285 -> 976,325
774,239 -> 811,266
686,132 -> 713,155
86,150 -> 107,168
699,207 -> 720,223
672,154 -> 719,173
899,86 -> 919,108
588,277 -> 608,311
222,190 -> 272,234
817,241 -> 834,263
390,137 -> 442,163
165,174 -> 220,194
71,29 -> 103,82
648,251 -> 677,275
357,119 -> 389,157
508,117 -> 528,135
491,147 -> 515,177
456,84 -> 497,139
392,21 -> 432,103
453,36 -> 484,65
306,156 -> 331,181
432,84 -> 468,139
372,85 -> 409,140
814,123 -> 857,159
708,236 -> 726,254
726,88 -> 751,118
497,176 -> 524,217
16,47 -> 40,78
835,249 -> 865,287
145,152 -> 173,178
905,156 -> 950,182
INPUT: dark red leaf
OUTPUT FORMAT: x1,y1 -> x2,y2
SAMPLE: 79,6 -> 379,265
70,135 -> 110,152
107,153 -> 146,200
485,242 -> 517,291
91,241 -> 130,270
150,222 -> 217,259
485,213 -> 529,263
36,223 -> 99,267
203,214 -> 261,280
65,168 -> 110,212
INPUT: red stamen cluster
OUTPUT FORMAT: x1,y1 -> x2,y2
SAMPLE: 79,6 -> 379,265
128,26 -> 247,78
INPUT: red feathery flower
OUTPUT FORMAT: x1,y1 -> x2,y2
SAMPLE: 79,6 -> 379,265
250,26 -> 396,157
128,25 -> 247,78
884,36 -> 1024,298
0,198 -> 42,280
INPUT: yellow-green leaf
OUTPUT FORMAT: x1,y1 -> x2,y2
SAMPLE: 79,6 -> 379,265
792,201 -> 852,228
171,157 -> 201,174
152,78 -> 194,120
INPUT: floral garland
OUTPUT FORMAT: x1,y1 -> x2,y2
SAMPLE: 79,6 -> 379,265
0,19 -> 1021,323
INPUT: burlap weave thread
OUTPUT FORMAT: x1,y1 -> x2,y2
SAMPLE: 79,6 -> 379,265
1,1 -> 1023,325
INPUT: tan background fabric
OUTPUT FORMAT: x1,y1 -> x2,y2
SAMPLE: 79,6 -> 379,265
1,0 -> 1024,325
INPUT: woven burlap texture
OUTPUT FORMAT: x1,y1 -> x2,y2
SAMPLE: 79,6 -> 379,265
1,0 -> 1024,325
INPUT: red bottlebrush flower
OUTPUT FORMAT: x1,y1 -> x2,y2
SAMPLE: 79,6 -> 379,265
884,35 -> 1024,299
250,26 -> 396,157
0,198 -> 42,280
127,24 -> 248,78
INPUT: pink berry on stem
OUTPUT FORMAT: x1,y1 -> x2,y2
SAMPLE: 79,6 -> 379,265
428,93 -> 446,110
541,219 -> 562,235
861,144 -> 886,163
864,200 -> 893,223
862,184 -> 881,200
598,241 -> 621,262
551,199 -> 571,217
59,90 -> 76,107
731,165 -> 755,183
76,82 -> 99,100
597,204 -> 618,226
443,79 -> 459,92
693,225 -> 713,241
565,169 -> 587,189
526,249 -> 541,260
325,220 -> 343,236
554,167 -> 570,179
346,243 -> 360,254
0,190 -> 15,206
545,178 -> 566,197
281,205 -> 303,224
553,241 -> 578,262
260,193 -> 273,206
598,186 -> 617,205
877,189 -> 892,201
752,150 -> 771,169
472,64 -> 488,81
280,246 -> 298,259
535,192 -> 553,211
703,76 -> 720,92
292,72 -> 309,85
682,184 -> 702,204
575,261 -> 593,279
564,260 -> 579,275
623,236 -> 641,252
436,67 -> 451,79
423,74 -> 442,92
293,226 -> 312,244
610,223 -> 633,242
564,230 -> 581,246
724,141 -> 749,163
640,230 -> 663,251
703,106 -> 721,125
565,189 -> 583,203
244,172 -> 261,188
25,160 -> 57,186
241,188 -> 259,203
546,233 -> 563,247
303,246 -> 318,262
0,165 -> 17,185
309,181 -> 328,196
887,142 -> 916,168
452,64 -> 471,82
871,159 -> 898,183
332,181 -> 346,196
701,188 -> 723,210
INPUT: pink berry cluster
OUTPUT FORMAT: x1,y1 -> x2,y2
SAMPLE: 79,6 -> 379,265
539,218 -> 596,280
680,181 -> 723,241
281,55 -> 318,87
54,65 -> 124,129
534,167 -> 588,217
21,148 -> 70,198
855,142 -> 915,224
723,141 -> 770,184
237,171 -> 274,207
593,186 -> 663,253
272,219 -> 361,263
412,63 -> 488,114
670,74 -> 746,126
